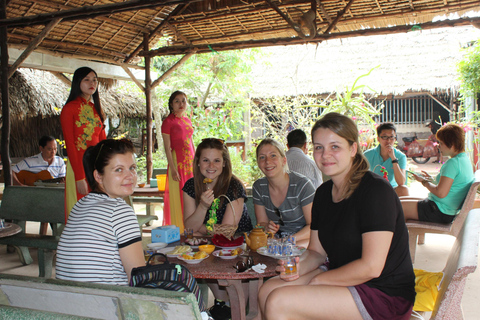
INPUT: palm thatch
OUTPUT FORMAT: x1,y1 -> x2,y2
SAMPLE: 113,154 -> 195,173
0,68 -> 145,157
250,26 -> 480,98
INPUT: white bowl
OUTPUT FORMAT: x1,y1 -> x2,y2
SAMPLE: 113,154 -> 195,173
212,249 -> 241,260
147,242 -> 168,250
177,253 -> 209,264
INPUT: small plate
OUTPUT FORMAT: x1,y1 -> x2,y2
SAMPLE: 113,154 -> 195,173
216,245 -> 242,249
177,253 -> 209,264
212,249 -> 241,260
157,246 -> 192,258
147,242 -> 167,250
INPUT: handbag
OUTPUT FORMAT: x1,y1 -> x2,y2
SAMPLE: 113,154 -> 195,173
129,253 -> 206,311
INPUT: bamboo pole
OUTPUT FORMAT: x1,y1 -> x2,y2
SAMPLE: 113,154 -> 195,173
144,33 -> 153,184
1,0 -> 11,186
151,51 -> 195,89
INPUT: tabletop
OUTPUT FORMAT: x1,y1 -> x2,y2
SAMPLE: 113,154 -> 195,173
0,222 -> 22,238
133,185 -> 165,197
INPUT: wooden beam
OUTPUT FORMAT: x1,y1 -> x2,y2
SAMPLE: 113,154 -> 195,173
8,18 -> 61,79
151,51 -> 195,89
143,16 -> 480,56
28,0 -> 151,33
51,72 -> 71,86
1,0 -> 11,186
121,65 -> 145,91
323,0 -> 356,34
124,2 -> 190,63
144,34 -> 153,184
7,33 -> 127,59
264,0 -> 306,38
0,0 -> 201,28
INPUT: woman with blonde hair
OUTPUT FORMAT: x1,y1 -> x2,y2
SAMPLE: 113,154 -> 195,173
256,113 -> 415,320
252,138 -> 315,247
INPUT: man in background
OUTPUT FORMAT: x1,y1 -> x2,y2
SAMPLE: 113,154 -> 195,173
12,135 -> 66,186
286,129 -> 323,188
364,123 -> 409,196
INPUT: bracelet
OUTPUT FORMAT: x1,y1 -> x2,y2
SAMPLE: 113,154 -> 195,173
391,159 -> 399,164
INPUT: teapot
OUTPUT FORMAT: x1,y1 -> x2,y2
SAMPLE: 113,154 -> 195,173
244,228 -> 273,252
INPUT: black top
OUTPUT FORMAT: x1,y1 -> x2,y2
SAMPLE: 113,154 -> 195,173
311,171 -> 416,302
183,177 -> 253,233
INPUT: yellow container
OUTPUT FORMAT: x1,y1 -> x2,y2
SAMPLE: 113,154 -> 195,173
156,174 -> 167,191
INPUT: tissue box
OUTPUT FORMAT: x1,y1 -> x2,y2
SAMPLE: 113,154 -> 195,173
151,225 -> 180,244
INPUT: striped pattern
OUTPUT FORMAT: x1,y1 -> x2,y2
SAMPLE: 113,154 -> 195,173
130,258 -> 206,311
56,192 -> 142,286
13,153 -> 66,178
252,172 -> 315,235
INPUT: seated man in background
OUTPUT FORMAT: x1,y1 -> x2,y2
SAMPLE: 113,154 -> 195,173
13,135 -> 66,186
364,123 -> 409,197
286,129 -> 323,189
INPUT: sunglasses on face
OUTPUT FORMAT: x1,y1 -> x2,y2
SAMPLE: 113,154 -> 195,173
274,208 -> 285,226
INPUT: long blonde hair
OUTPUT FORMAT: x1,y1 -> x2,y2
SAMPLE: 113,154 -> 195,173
311,112 -> 369,199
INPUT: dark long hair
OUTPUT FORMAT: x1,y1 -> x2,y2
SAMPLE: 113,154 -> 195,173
193,138 -> 242,208
65,67 -> 105,123
83,139 -> 135,192
311,112 -> 369,199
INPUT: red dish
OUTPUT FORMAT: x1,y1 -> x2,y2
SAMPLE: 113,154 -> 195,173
212,234 -> 244,247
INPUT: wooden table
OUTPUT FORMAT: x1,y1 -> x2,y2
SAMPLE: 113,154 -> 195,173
0,222 -> 22,238
132,185 -> 165,217
152,239 -> 277,320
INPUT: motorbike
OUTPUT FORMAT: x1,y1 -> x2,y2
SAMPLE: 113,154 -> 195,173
401,134 -> 440,164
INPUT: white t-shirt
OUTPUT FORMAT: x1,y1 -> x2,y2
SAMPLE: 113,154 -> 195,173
56,192 -> 142,285
13,153 -> 66,178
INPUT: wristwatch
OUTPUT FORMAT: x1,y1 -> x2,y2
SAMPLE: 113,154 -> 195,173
391,159 -> 399,164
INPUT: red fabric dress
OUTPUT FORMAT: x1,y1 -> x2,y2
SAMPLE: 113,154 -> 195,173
161,113 -> 195,230
60,96 -> 106,221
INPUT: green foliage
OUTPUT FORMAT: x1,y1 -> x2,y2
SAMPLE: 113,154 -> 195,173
458,41 -> 480,96
135,152 -> 168,182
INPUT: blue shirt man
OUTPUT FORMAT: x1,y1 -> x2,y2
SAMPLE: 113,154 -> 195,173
364,123 -> 409,197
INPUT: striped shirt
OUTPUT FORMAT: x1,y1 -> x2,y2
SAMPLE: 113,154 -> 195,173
286,147 -> 323,188
252,172 -> 315,235
13,153 -> 66,178
56,192 -> 142,285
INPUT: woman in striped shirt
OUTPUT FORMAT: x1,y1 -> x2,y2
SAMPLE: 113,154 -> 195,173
56,139 -> 145,285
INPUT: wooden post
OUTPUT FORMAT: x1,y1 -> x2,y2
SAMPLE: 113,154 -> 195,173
144,33 -> 153,184
0,0 -> 11,186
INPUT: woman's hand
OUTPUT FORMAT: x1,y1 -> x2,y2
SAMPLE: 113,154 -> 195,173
76,179 -> 89,195
277,257 -> 300,282
199,189 -> 215,209
420,170 -> 433,181
266,220 -> 280,234
171,168 -> 181,182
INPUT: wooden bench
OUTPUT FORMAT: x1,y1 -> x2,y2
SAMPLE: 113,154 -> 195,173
0,186 -> 65,278
413,209 -> 480,319
0,274 -> 201,320
407,170 -> 480,263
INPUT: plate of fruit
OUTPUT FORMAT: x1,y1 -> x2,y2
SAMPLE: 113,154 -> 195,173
212,248 -> 243,260
177,251 -> 209,264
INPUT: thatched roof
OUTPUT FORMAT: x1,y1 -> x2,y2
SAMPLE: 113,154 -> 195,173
4,68 -> 146,119
4,0 -> 480,66
250,25 -> 480,98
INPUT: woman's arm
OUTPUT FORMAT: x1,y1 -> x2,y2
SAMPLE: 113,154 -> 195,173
308,231 -> 393,286
183,190 -> 214,235
161,133 -> 180,181
291,202 -> 312,243
419,175 -> 454,199
220,197 -> 244,225
119,241 -> 145,282
254,204 -> 271,229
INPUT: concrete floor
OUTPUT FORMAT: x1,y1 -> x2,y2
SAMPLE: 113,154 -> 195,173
0,159 -> 479,319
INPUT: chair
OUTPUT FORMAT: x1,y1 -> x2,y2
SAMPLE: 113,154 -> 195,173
424,209 -> 480,319
246,195 -> 257,227
407,170 -> 480,263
